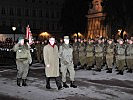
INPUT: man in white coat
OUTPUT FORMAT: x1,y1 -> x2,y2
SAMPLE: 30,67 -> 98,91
43,37 -> 62,90
59,36 -> 77,88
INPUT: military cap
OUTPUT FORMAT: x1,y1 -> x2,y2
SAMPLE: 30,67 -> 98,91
64,36 -> 69,39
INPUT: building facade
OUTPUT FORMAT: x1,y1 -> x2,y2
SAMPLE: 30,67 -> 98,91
0,0 -> 64,41
86,0 -> 109,39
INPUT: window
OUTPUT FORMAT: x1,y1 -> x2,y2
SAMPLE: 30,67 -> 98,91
51,12 -> 54,18
52,23 -> 54,30
57,12 -> 60,18
17,8 -> 21,16
32,9 -> 36,17
10,8 -> 14,16
39,10 -> 43,17
25,9 -> 29,16
46,23 -> 49,30
46,11 -> 49,18
1,7 -> 6,15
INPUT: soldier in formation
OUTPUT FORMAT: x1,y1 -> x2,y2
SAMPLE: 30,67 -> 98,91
86,39 -> 95,70
125,39 -> 133,73
105,39 -> 115,73
78,39 -> 87,69
115,39 -> 126,75
94,39 -> 104,71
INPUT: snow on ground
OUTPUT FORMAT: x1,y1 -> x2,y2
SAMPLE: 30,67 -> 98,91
0,67 -> 133,100
75,68 -> 133,81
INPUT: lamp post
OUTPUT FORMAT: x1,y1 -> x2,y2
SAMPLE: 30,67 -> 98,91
12,27 -> 16,41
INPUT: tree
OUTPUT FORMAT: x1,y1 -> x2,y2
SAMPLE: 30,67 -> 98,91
60,0 -> 90,36
102,0 -> 133,39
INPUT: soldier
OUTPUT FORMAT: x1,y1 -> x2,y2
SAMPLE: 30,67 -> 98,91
40,41 -> 46,63
115,39 -> 126,75
86,39 -> 95,70
94,39 -> 104,71
125,40 -> 133,73
101,38 -> 107,67
72,38 -> 79,68
78,39 -> 87,69
106,39 -> 115,73
13,37 -> 32,86
35,41 -> 42,63
59,36 -> 77,88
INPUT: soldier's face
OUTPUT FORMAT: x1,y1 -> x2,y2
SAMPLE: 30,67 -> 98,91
78,39 -> 81,42
119,41 -> 123,44
98,40 -> 101,44
64,39 -> 69,44
60,39 -> 63,43
49,38 -> 55,45
108,41 -> 112,44
19,39 -> 24,45
129,40 -> 133,44
74,39 -> 77,42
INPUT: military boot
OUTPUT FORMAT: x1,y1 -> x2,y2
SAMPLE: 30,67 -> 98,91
22,79 -> 27,86
55,77 -> 63,90
70,81 -> 77,88
17,78 -> 21,87
117,70 -> 123,75
106,68 -> 112,73
63,82 -> 69,88
86,66 -> 92,70
127,69 -> 132,73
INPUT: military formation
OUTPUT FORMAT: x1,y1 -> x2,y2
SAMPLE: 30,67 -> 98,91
72,38 -> 133,75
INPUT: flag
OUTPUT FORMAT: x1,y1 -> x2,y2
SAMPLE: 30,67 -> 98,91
25,25 -> 33,45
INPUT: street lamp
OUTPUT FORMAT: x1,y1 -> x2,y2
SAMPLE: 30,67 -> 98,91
12,27 -> 16,41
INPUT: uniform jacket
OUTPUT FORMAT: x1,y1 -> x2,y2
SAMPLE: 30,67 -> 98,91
13,43 -> 32,64
59,43 -> 73,65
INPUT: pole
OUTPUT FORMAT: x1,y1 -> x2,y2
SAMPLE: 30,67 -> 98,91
14,32 -> 15,42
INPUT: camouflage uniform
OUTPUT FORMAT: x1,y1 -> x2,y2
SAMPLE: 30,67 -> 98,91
106,42 -> 115,73
125,43 -> 133,73
13,41 -> 32,86
86,42 -> 95,70
78,42 -> 86,68
94,43 -> 103,71
59,42 -> 77,88
115,43 -> 126,74
35,43 -> 42,63
72,41 -> 79,67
